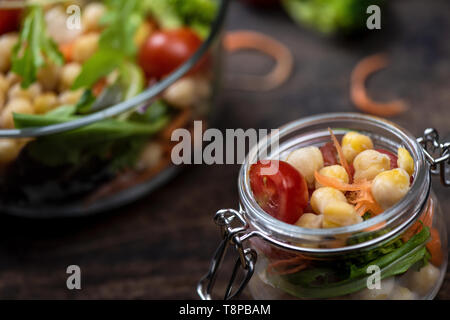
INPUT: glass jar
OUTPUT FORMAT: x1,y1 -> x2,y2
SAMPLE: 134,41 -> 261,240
198,113 -> 449,300
0,0 -> 229,217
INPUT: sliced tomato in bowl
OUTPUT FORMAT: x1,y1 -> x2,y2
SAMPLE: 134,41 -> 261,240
249,160 -> 308,224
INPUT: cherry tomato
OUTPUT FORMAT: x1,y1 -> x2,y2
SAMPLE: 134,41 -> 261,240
0,7 -> 22,35
376,148 -> 398,169
249,160 -> 308,224
320,142 -> 338,166
138,28 -> 205,79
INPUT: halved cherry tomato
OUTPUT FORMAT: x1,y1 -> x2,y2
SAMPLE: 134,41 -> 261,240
320,142 -> 338,166
138,28 -> 205,79
376,148 -> 398,169
249,160 -> 308,224
0,7 -> 22,35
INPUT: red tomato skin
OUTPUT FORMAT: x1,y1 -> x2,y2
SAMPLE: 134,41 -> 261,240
249,160 -> 308,224
0,8 -> 22,35
138,28 -> 205,79
376,149 -> 398,169
320,142 -> 338,166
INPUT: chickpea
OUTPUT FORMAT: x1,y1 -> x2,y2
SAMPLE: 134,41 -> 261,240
0,138 -> 24,164
322,201 -> 362,228
371,168 -> 410,210
286,146 -> 324,188
0,74 -> 9,94
59,63 -> 81,92
341,131 -> 374,163
82,2 -> 106,32
136,142 -> 163,170
37,62 -> 61,91
72,33 -> 100,64
405,264 -> 440,296
354,278 -> 395,300
295,213 -> 323,229
134,21 -> 154,48
163,77 -> 197,109
315,165 -> 349,189
0,33 -> 19,73
34,93 -> 58,114
310,187 -> 347,214
353,149 -> 390,181
5,71 -> 21,87
59,89 -> 83,105
389,286 -> 416,300
8,82 -> 42,101
1,98 -> 34,129
397,147 -> 414,176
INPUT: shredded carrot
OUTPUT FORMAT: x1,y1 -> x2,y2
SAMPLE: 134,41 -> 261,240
59,41 -> 74,62
350,53 -> 407,117
427,228 -> 443,266
223,30 -> 294,91
402,199 -> 435,242
328,128 -> 352,181
314,171 -> 370,192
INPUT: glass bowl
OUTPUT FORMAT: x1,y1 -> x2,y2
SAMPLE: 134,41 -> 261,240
0,0 -> 229,217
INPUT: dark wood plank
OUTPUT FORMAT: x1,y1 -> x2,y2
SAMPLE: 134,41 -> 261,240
0,0 -> 448,299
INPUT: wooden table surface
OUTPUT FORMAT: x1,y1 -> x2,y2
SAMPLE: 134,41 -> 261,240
0,0 -> 449,299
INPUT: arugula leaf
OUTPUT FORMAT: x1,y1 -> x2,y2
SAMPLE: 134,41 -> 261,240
13,112 -> 170,167
71,49 -> 124,90
280,227 -> 431,298
11,5 -> 64,88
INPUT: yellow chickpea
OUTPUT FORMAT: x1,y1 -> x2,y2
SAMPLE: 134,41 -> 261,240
37,62 -> 61,91
8,82 -> 42,101
286,146 -> 324,188
0,33 -> 19,73
72,33 -> 100,63
134,21 -> 154,48
59,89 -> 83,105
341,131 -> 374,163
163,77 -> 197,109
1,98 -> 34,128
34,93 -> 59,114
295,213 -> 323,229
5,71 -> 21,87
59,63 -> 82,92
397,147 -> 414,176
315,165 -> 349,189
322,201 -> 362,228
371,168 -> 410,210
82,2 -> 106,32
310,187 -> 347,214
0,138 -> 25,164
353,149 -> 390,181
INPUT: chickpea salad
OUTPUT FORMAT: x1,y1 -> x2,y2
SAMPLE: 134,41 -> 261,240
0,0 -> 217,207
249,129 -> 443,299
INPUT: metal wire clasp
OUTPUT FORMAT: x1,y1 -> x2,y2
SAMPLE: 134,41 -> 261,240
197,209 -> 257,300
417,128 -> 450,186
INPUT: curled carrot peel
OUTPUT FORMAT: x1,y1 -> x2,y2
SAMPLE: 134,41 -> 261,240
314,171 -> 370,192
223,30 -> 294,91
350,53 -> 407,117
427,228 -> 443,267
328,128 -> 352,182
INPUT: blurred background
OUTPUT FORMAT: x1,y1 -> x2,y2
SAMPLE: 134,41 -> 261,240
0,0 -> 448,299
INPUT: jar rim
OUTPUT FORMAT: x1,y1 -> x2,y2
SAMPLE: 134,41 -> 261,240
0,0 -> 229,138
238,113 -> 430,253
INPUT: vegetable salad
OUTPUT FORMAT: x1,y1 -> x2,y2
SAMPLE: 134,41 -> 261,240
0,0 -> 218,207
249,129 -> 444,299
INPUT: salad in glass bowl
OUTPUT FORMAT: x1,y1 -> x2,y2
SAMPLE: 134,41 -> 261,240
0,0 -> 226,217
